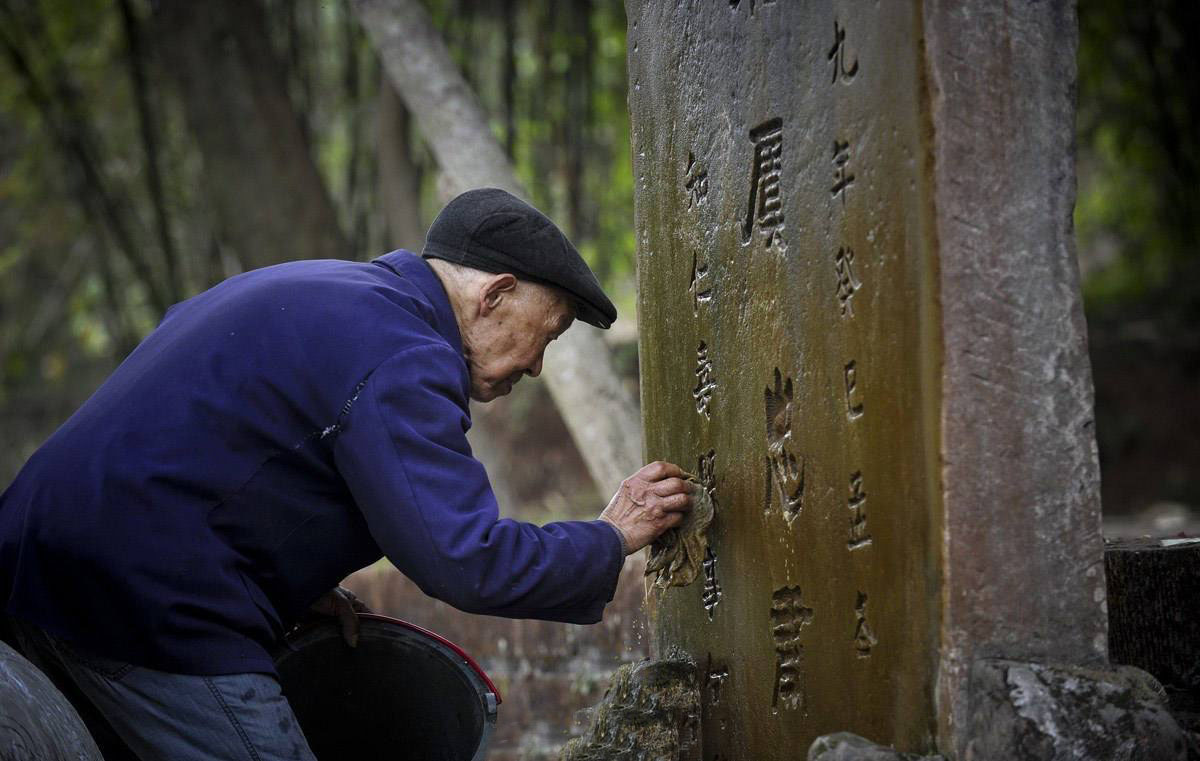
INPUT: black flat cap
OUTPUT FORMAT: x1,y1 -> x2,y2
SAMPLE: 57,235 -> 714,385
421,188 -> 617,329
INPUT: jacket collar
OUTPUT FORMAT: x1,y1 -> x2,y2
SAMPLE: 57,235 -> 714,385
371,250 -> 464,357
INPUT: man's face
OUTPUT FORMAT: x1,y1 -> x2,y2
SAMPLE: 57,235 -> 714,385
462,275 -> 575,403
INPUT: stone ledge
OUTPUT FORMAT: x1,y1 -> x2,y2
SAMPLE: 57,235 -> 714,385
560,659 -> 700,761
965,659 -> 1189,760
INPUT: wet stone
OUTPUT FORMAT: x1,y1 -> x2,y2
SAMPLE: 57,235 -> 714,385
628,0 -> 1103,757
559,659 -> 701,761
808,732 -> 947,761
629,1 -> 945,749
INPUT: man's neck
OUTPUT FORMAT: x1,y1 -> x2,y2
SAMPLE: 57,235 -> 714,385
426,259 -> 475,359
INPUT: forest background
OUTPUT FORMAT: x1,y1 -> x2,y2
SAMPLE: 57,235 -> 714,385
0,0 -> 1196,757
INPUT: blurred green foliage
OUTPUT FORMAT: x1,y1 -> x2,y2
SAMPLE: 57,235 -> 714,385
1075,0 -> 1198,515
0,0 -> 636,482
1076,0 -> 1198,325
1,0 -> 1195,510
424,0 -> 638,308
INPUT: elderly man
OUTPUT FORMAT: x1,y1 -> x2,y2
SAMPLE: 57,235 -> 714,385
0,188 -> 692,759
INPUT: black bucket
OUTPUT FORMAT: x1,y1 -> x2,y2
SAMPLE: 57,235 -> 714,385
274,614 -> 500,761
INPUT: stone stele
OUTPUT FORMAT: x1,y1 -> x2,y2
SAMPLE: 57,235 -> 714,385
627,1 -> 1106,758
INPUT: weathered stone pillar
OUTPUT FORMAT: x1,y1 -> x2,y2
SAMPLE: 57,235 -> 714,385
627,1 -> 1106,757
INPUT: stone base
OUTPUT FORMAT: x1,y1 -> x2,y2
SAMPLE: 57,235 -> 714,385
966,659 -> 1188,760
808,660 -> 1194,760
807,732 -> 946,760
1105,538 -> 1200,694
559,659 -> 700,761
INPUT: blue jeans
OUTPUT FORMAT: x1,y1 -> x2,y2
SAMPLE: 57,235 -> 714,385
8,618 -> 317,761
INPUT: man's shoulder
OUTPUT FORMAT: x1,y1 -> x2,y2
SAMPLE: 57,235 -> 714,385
178,254 -> 454,352
223,256 -> 412,306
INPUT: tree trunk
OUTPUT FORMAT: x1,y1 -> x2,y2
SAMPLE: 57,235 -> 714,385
378,74 -> 523,512
152,0 -> 349,270
351,0 -> 642,496
563,0 -> 591,243
0,2 -> 170,317
501,0 -> 516,159
118,0 -> 183,304
376,80 -> 426,252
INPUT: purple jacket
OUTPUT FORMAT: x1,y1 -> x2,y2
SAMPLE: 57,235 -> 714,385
0,251 -> 623,675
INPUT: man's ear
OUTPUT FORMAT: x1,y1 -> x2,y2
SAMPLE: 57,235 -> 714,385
479,273 -> 518,315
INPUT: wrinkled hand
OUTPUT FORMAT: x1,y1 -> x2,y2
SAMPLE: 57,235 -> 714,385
599,461 -> 694,555
308,586 -> 370,647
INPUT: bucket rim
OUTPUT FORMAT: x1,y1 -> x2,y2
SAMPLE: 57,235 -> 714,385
281,612 -> 502,705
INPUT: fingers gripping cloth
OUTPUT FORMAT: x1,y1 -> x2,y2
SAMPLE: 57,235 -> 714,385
645,473 -> 715,590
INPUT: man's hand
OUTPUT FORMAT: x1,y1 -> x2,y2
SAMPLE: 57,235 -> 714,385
308,586 -> 370,647
599,461 -> 694,555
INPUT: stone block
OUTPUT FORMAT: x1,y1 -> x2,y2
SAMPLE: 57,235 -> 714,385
965,659 -> 1187,760
560,659 -> 701,761
1105,538 -> 1200,692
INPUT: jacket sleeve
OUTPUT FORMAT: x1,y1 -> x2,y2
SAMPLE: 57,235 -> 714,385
332,344 -> 624,623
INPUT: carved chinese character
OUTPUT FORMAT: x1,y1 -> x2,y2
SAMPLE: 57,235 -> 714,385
827,20 -> 859,84
844,359 -> 864,420
770,586 -> 813,710
729,0 -> 776,15
764,368 -> 804,522
831,139 -> 855,205
685,151 -> 709,208
704,654 -> 729,706
848,471 -> 871,550
702,548 -> 722,619
690,251 -> 713,316
697,449 -> 717,499
834,246 -> 862,317
854,591 -> 878,657
693,342 -> 716,418
742,118 -> 786,251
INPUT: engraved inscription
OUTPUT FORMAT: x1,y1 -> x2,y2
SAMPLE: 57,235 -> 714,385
770,586 -> 813,710
834,246 -> 863,317
847,471 -> 871,550
831,140 -> 855,205
704,654 -> 730,706
827,19 -> 859,84
765,368 -> 804,522
743,118 -> 786,251
689,250 -> 714,315
844,360 -> 864,420
729,0 -> 776,15
702,548 -> 722,619
697,449 -> 717,503
685,151 -> 709,207
693,342 -> 716,418
854,591 -> 878,657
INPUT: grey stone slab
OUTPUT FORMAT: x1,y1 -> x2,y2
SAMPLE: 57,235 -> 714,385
923,1 -> 1108,751
627,0 -> 1105,757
